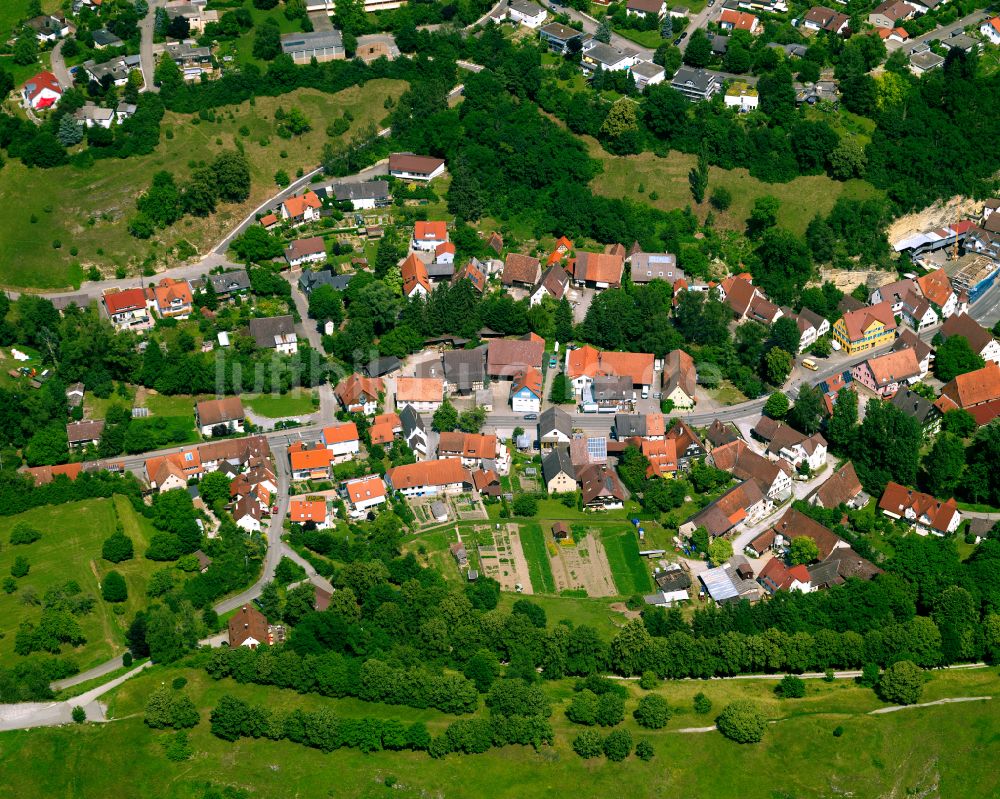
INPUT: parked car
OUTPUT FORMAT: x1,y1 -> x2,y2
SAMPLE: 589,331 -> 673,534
523,413 -> 538,420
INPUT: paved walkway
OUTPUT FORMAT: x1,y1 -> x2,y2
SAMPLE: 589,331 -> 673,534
869,696 -> 991,714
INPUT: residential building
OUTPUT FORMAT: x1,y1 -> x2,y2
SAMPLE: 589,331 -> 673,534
759,559 -> 814,594
396,377 -> 444,412
205,270 -> 251,298
870,278 -> 918,313
628,252 -> 682,285
148,278 -> 193,319
915,267 -> 960,319
284,237 -> 327,267
755,420 -> 828,472
321,422 -> 361,461
388,153 -> 445,181
780,307 -> 830,351
165,2 -> 219,34
940,313 -> 1000,364
724,82 -> 759,112
195,397 -> 246,436
719,9 -> 760,32
538,22 -> 583,53
542,446 -> 577,493
680,479 -> 770,538
334,373 -> 384,416
808,546 -> 881,588
892,329 -> 934,377
331,180 -> 390,209
434,242 -> 456,266
572,251 -> 625,290
442,347 -> 486,395
103,288 -> 151,331
667,420 -> 706,466
288,498 -> 329,529
400,404 -> 428,457
631,61 -> 666,89
401,253 -> 431,298
807,461 -> 865,509
935,362 -> 1000,424
279,191 -> 322,226
868,0 -> 917,29
83,54 -> 143,87
539,406 -> 574,449
705,419 -> 739,450
567,345 -> 655,398
369,412 -> 402,446
879,482 -> 962,536
700,560 -> 762,605
487,335 -> 546,379
909,47 -> 945,75
67,420 -> 104,450
851,348 -> 922,398
280,30 -> 345,64
26,14 -> 72,42
506,0 -> 547,27
73,102 -> 114,128
232,493 -> 265,532
385,458 -> 472,497
344,475 -> 387,518
249,316 -> 297,355
662,349 -> 697,409
580,40 -> 640,74
981,16 -> 1000,45
717,275 -> 782,324
163,42 -> 214,80
289,444 -> 334,481
438,432 -> 508,474
831,301 -> 897,354
640,438 -> 678,478
502,253 -> 542,288
626,0 -> 666,18
708,439 -> 793,501
578,463 -> 628,510
670,66 -> 721,101
802,6 -> 850,33
511,368 -> 543,413
412,220 -> 448,252
530,265 -> 570,306
614,413 -> 666,441
898,289 -> 938,332
228,604 -> 269,648
92,29 -> 124,49
891,387 -> 942,438
454,260 -> 488,293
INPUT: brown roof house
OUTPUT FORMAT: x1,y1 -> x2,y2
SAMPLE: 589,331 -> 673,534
941,312 -> 1000,364
879,482 -> 962,536
662,349 -> 697,409
502,253 -> 542,288
66,420 -> 104,450
707,439 -> 793,501
572,251 -> 624,290
680,479 -> 769,538
487,334 -> 546,379
195,397 -> 246,437
935,361 -> 1000,425
228,603 -> 271,648
578,463 -> 628,510
334,373 -> 384,416
808,461 -> 865,509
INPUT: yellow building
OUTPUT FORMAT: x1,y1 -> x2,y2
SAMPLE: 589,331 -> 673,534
832,301 -> 897,354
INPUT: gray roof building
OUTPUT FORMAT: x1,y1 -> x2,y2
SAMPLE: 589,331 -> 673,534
331,180 -> 390,204
298,269 -> 353,293
630,252 -> 682,284
281,30 -> 345,63
443,347 -> 486,393
542,445 -> 576,485
207,269 -> 250,295
539,406 -> 573,443
670,66 -> 722,101
248,316 -> 296,349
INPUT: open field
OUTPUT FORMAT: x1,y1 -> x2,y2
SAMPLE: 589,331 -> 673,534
243,391 -> 317,418
2,662 -> 998,798
588,140 -> 882,236
598,526 -> 654,596
0,80 -> 407,290
0,496 -> 160,671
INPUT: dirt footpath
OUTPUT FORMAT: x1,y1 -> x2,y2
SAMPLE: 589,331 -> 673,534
548,532 -> 617,597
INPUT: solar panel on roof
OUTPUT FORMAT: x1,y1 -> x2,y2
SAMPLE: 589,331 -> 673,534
587,437 -> 607,462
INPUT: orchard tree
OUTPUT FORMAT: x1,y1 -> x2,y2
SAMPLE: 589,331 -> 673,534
633,694 -> 671,729
716,700 -> 767,743
602,728 -> 633,761
878,660 -> 923,705
102,570 -> 128,603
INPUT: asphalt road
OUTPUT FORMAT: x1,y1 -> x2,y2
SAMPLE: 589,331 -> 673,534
886,9 -> 992,52
50,39 -> 72,88
139,0 -> 164,93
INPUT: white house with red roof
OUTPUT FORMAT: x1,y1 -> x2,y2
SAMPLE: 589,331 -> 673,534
343,474 -> 387,518
103,288 -> 151,331
981,16 -> 1000,45
435,241 -> 456,265
412,220 -> 448,252
288,498 -> 330,529
321,422 -> 360,461
22,71 -> 62,110
279,191 -> 322,227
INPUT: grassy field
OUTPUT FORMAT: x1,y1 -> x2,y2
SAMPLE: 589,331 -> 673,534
519,523 -> 557,594
588,140 -> 882,237
614,28 -> 664,48
1,662 -> 998,798
599,526 -> 653,596
243,391 -> 317,418
0,496 -> 160,671
498,591 -> 623,635
0,80 -> 407,290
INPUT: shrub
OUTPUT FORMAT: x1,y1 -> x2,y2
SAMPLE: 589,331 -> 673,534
638,671 -> 660,690
635,739 -> 655,760
512,494 -> 538,517
595,692 -> 625,727
101,571 -> 128,603
602,728 -> 633,761
633,694 -> 671,729
878,660 -> 923,705
716,700 -> 767,744
11,556 -> 30,578
572,729 -> 603,758
2,577 -> 16,594
833,725 -> 844,737
172,676 -> 188,690
102,533 -> 134,563
776,675 -> 806,699
709,186 -> 732,211
123,652 -> 133,667
693,692 -> 712,715
10,523 -> 41,545
71,706 -> 86,724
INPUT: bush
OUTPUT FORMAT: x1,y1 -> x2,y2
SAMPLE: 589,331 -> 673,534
716,700 -> 767,743
638,671 -> 660,690
102,533 -> 135,563
833,725 -> 844,737
566,690 -> 599,725
2,577 -> 16,594
123,652 -> 133,667
709,186 -> 732,211
10,523 -> 41,545
693,692 -> 712,715
635,739 -> 655,761
878,660 -> 923,705
71,705 -> 86,724
101,571 -> 128,603
512,494 -> 538,517
633,694 -> 671,729
11,556 -> 30,578
572,729 -> 603,758
172,676 -> 188,690
776,674 -> 806,699
602,728 -> 633,761
596,692 -> 625,727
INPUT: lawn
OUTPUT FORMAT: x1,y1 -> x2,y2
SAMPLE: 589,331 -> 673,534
2,663 -> 998,798
142,392 -> 207,418
243,391 -> 317,418
599,526 -> 653,596
587,140 -> 882,237
0,80 -> 407,290
518,523 -> 557,594
498,591 -> 622,636
614,28 -> 665,48
0,496 -> 161,671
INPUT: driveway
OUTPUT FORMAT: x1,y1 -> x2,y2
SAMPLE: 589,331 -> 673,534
50,39 -> 73,88
139,0 -> 164,93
